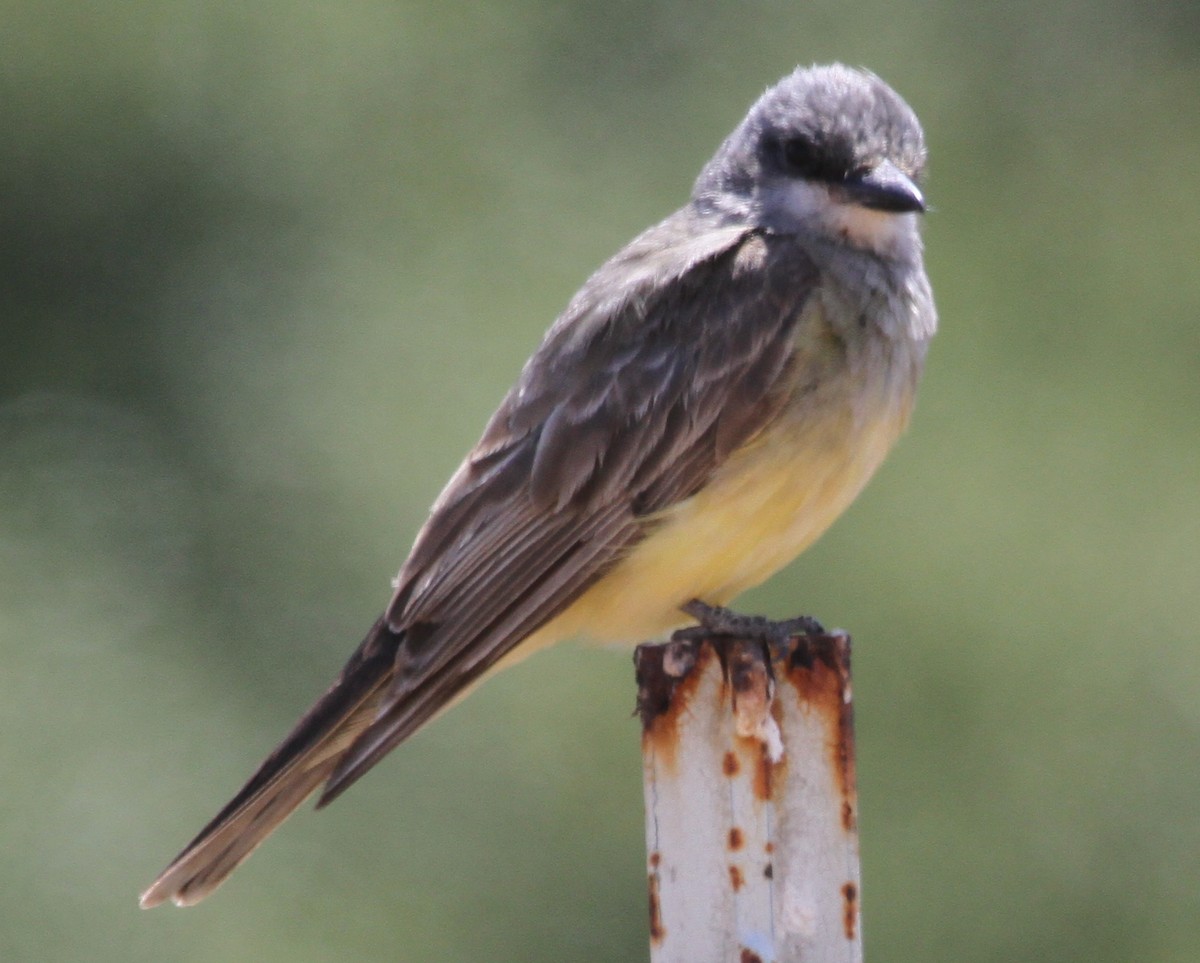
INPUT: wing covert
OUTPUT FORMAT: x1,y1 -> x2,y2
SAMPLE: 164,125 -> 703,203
322,218 -> 820,799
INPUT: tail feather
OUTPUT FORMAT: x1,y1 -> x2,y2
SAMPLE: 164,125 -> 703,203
139,620 -> 400,908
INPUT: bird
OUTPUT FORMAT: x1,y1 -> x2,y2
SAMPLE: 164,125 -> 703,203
140,62 -> 936,908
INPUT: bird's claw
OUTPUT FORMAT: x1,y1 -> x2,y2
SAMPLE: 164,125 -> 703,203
676,599 -> 825,662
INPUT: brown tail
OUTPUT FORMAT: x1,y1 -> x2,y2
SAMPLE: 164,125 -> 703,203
139,619 -> 401,908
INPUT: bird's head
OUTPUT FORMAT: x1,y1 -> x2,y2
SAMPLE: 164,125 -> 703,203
694,64 -> 928,258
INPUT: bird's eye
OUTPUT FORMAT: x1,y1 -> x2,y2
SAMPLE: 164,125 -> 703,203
776,134 -> 847,183
779,135 -> 819,176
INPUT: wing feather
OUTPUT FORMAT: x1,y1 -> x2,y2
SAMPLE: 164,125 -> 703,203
143,214 -> 821,904
322,222 -> 818,799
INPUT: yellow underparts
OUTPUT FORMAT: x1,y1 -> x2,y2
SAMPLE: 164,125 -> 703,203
517,384 -> 914,655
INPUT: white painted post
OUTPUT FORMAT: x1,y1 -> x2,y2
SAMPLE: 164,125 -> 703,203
636,630 -> 861,963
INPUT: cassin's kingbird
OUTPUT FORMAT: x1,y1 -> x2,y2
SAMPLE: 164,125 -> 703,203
141,63 -> 936,907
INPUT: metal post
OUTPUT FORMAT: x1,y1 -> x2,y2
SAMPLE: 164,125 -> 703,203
636,627 -> 861,963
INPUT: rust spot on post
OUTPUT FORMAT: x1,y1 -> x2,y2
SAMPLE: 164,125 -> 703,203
782,632 -> 857,829
722,751 -> 740,777
648,872 -> 665,945
842,881 -> 858,941
636,640 -> 713,774
639,618 -> 860,959
727,638 -> 770,707
836,709 -> 858,831
727,639 -> 779,756
753,741 -> 779,801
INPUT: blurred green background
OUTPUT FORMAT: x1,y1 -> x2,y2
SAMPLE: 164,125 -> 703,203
2,1 -> 1197,960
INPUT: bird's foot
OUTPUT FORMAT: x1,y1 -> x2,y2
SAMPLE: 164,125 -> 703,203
675,599 -> 825,662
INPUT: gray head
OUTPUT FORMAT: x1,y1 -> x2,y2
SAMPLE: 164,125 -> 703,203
694,64 -> 928,257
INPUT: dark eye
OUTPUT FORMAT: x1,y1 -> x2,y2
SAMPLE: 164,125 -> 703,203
779,135 -> 820,177
776,134 -> 848,183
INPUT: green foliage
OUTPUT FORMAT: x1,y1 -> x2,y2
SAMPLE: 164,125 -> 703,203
2,2 -> 1197,960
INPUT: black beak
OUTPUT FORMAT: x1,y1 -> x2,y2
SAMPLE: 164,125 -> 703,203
842,159 -> 925,214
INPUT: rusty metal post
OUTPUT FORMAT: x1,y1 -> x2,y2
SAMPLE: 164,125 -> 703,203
636,628 -> 861,963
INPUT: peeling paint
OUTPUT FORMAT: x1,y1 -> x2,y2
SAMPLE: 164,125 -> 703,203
639,627 -> 860,963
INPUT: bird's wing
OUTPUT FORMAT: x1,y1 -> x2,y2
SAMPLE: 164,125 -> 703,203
140,216 -> 818,907
322,219 -> 819,799
140,618 -> 402,907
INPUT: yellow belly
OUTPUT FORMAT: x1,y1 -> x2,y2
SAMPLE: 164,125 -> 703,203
516,390 -> 913,653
